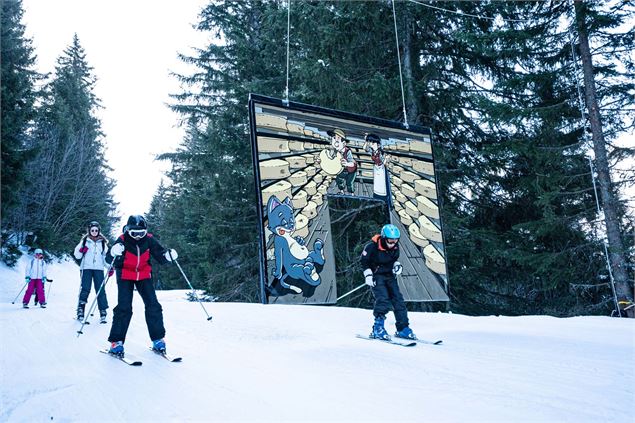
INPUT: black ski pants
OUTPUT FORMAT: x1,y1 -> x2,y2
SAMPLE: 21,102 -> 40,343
78,269 -> 108,311
108,275 -> 165,343
372,274 -> 409,331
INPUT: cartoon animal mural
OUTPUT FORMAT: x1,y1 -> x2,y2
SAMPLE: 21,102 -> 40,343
249,94 -> 449,305
266,195 -> 326,297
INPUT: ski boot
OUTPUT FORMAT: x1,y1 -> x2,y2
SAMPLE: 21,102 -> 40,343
109,341 -> 124,356
22,303 -> 29,309
99,310 -> 107,324
76,303 -> 85,321
395,326 -> 416,340
40,302 -> 47,308
152,338 -> 166,353
370,316 -> 391,340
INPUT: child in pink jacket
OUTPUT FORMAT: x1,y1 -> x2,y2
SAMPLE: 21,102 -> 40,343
23,249 -> 47,308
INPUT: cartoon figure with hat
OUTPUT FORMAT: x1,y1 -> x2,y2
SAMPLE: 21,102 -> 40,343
324,128 -> 357,195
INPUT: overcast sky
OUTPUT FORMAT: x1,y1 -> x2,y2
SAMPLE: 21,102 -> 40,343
22,0 -> 209,230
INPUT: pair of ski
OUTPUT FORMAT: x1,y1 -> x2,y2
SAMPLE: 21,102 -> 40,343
99,348 -> 182,366
355,334 -> 443,347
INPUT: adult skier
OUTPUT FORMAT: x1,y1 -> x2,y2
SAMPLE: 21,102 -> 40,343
106,215 -> 177,356
73,221 -> 110,322
360,224 -> 417,340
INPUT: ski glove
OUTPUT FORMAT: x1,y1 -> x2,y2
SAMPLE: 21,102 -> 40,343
363,269 -> 375,287
108,268 -> 115,277
110,243 -> 124,257
25,276 -> 31,283
164,249 -> 178,262
393,261 -> 403,276
79,246 -> 89,254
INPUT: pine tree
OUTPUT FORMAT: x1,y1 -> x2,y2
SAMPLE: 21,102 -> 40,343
16,35 -> 116,253
156,0 -> 630,314
573,0 -> 634,311
0,0 -> 40,250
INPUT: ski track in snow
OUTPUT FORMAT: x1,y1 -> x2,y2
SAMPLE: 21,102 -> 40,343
0,253 -> 633,422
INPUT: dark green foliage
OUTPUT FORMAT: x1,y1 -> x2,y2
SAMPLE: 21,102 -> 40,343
6,34 -> 117,255
154,0 -> 631,315
1,0 -> 40,254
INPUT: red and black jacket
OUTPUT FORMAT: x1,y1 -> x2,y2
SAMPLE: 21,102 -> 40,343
360,234 -> 400,276
106,233 -> 168,281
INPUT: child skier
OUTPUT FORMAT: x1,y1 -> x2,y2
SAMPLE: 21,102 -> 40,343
23,249 -> 48,308
105,215 -> 177,356
360,224 -> 416,340
73,221 -> 110,322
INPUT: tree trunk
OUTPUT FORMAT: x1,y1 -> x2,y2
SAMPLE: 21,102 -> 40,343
574,0 -> 632,307
401,9 -> 419,125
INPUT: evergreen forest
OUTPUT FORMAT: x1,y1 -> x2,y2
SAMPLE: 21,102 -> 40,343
2,0 -> 633,316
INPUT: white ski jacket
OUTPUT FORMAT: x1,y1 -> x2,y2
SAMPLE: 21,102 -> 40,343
74,237 -> 108,270
25,257 -> 47,280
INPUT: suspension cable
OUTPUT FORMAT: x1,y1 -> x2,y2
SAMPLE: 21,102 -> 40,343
391,0 -> 408,127
406,0 -> 534,23
284,0 -> 291,105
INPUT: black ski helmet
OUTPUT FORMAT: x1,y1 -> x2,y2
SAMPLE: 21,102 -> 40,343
126,215 -> 147,230
88,221 -> 101,235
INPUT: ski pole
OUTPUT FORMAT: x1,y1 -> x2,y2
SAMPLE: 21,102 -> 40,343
173,258 -> 213,321
46,278 -> 53,299
11,279 -> 30,304
76,253 -> 87,314
77,262 -> 114,336
337,283 -> 367,301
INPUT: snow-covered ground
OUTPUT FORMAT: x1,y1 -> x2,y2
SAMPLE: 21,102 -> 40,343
1,253 -> 633,422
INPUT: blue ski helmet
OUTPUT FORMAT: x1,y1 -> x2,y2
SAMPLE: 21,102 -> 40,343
381,224 -> 400,239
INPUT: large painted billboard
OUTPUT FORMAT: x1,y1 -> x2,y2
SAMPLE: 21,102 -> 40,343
249,94 -> 448,305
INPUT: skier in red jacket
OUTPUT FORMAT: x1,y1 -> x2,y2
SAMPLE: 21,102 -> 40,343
105,215 -> 177,356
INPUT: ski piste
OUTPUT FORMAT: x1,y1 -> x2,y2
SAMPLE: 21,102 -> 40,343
149,347 -> 182,362
99,349 -> 142,366
355,334 -> 416,347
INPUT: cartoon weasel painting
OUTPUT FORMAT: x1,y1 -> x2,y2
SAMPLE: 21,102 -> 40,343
266,195 -> 325,296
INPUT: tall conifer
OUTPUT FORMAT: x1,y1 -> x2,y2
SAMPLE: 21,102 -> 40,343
1,0 -> 40,242
18,35 -> 116,253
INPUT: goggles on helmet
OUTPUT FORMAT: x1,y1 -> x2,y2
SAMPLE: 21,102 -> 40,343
128,229 -> 147,240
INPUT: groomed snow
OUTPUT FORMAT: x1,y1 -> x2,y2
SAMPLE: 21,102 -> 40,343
1,253 -> 633,422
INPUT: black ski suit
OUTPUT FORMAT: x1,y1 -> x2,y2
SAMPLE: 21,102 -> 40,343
106,232 -> 169,343
360,234 -> 409,331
